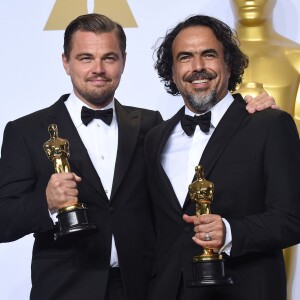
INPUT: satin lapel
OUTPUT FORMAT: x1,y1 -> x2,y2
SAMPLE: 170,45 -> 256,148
182,94 -> 248,209
156,107 -> 186,211
41,95 -> 107,198
199,94 -> 247,177
110,100 -> 141,200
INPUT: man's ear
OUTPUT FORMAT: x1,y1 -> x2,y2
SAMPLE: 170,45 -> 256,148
122,52 -> 127,73
62,53 -> 70,75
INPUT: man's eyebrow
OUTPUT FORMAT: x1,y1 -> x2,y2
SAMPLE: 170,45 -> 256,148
75,52 -> 93,59
102,52 -> 120,57
202,48 -> 218,55
175,51 -> 192,59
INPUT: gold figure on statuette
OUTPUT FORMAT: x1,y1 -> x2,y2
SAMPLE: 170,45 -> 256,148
188,165 -> 221,262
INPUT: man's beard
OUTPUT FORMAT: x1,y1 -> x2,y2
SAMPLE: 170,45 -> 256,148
183,70 -> 218,112
77,88 -> 114,106
72,76 -> 115,107
186,89 -> 218,113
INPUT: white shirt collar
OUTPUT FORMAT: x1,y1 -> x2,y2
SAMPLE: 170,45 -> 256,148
64,92 -> 116,128
184,92 -> 234,129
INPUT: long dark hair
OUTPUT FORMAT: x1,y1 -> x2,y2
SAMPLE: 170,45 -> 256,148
154,15 -> 248,95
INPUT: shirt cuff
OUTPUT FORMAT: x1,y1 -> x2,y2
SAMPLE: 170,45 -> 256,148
219,218 -> 232,256
48,210 -> 58,224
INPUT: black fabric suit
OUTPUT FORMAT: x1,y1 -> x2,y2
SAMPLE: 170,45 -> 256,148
145,93 -> 300,300
0,94 -> 162,300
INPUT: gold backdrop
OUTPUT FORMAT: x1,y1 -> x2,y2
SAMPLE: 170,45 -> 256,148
231,0 -> 300,133
231,1 -> 299,299
44,0 -> 137,30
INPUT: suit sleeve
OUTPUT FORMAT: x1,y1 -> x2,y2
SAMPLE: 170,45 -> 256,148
0,121 -> 53,242
228,112 -> 300,257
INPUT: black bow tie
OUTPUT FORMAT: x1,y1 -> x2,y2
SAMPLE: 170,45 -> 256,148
181,111 -> 211,136
81,106 -> 113,126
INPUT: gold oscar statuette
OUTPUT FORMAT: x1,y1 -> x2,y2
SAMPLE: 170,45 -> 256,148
231,2 -> 299,296
186,165 -> 233,287
231,0 -> 300,132
43,124 -> 97,241
233,82 -> 266,98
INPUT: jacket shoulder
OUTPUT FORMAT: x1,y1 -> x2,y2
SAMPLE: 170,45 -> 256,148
9,95 -> 68,126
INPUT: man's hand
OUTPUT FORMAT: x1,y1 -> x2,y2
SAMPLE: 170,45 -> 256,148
245,91 -> 280,113
46,172 -> 81,213
183,214 -> 225,251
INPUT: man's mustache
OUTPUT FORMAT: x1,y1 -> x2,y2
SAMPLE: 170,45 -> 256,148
184,70 -> 217,82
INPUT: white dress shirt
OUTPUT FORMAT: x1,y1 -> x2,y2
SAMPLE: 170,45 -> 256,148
161,92 -> 234,255
63,92 -> 119,267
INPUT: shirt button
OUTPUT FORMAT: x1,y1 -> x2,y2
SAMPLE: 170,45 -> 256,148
97,124 -> 100,127
101,155 -> 105,160
104,189 -> 108,194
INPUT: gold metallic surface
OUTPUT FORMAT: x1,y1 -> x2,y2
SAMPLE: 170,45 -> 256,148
231,2 -> 299,297
189,165 -> 221,262
43,124 -> 83,211
231,0 -> 300,132
43,124 -> 71,174
284,246 -> 297,300
232,82 -> 266,98
57,203 -> 86,214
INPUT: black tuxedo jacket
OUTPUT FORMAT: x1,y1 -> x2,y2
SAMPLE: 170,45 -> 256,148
145,94 -> 300,300
0,94 -> 162,300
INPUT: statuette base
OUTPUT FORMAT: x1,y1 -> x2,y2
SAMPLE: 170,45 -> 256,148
54,203 -> 97,241
186,259 -> 233,287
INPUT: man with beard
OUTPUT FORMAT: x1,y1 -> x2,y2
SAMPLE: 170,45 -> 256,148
145,15 -> 300,300
0,13 -> 278,300
0,14 -> 162,300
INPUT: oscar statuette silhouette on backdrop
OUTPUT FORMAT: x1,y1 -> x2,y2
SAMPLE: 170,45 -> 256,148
186,165 -> 233,287
231,1 -> 299,298
43,124 -> 97,241
44,0 -> 137,30
231,0 -> 300,132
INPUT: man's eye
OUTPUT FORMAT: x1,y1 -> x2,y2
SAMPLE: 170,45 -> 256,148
179,55 -> 190,61
204,53 -> 216,59
81,57 -> 92,62
105,56 -> 116,62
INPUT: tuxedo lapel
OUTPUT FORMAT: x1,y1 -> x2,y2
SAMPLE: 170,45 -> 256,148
200,93 -> 248,177
110,101 -> 141,200
41,95 -> 107,198
182,94 -> 248,209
